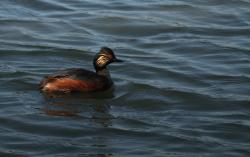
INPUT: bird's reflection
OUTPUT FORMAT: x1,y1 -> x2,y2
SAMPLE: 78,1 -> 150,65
41,89 -> 115,127
40,90 -> 117,157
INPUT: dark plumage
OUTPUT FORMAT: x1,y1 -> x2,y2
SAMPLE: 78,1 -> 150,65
40,47 -> 122,93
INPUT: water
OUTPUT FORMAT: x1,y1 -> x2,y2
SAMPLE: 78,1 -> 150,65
0,0 -> 250,156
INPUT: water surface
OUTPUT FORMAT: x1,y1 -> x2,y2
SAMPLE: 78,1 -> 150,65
0,0 -> 250,156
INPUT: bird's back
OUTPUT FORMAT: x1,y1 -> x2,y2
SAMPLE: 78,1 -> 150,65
40,68 -> 112,92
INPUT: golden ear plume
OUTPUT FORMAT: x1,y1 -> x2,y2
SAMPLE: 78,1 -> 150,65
96,55 -> 110,67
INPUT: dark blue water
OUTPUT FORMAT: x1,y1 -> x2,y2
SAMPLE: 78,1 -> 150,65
0,0 -> 250,156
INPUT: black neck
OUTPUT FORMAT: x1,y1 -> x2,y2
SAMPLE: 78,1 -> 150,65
96,68 -> 111,78
96,68 -> 113,87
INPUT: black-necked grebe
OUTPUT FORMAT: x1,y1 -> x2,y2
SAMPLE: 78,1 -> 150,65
40,47 -> 122,93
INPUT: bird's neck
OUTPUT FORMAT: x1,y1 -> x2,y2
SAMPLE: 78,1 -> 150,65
96,68 -> 111,78
96,68 -> 113,87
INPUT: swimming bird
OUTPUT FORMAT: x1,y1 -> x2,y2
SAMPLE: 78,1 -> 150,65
40,47 -> 122,93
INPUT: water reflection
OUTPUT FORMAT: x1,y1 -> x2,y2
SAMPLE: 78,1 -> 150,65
78,154 -> 113,157
39,91 -> 117,156
41,91 -> 115,127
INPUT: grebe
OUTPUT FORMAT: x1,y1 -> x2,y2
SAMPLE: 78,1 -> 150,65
40,47 -> 122,93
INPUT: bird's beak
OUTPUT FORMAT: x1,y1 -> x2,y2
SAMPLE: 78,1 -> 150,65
114,58 -> 123,62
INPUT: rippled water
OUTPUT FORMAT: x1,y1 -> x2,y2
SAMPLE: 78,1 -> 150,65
0,0 -> 250,156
